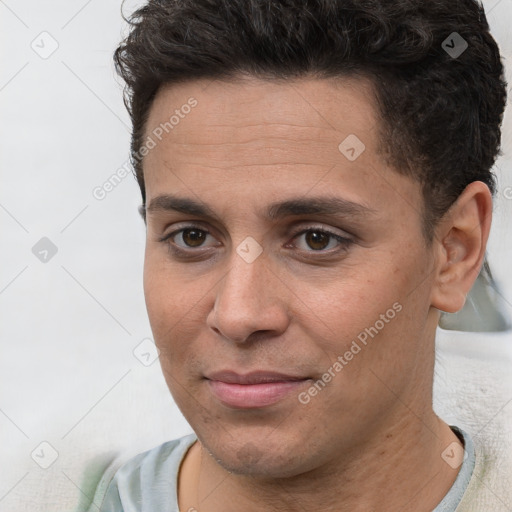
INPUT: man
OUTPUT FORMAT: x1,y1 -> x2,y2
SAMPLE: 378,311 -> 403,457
90,0 -> 509,510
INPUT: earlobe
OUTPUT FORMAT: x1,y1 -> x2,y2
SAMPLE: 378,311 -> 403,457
430,181 -> 492,314
430,240 -> 464,314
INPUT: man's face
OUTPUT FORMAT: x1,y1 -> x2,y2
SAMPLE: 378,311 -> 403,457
143,76 -> 439,478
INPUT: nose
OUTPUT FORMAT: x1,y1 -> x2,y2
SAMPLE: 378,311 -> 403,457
206,243 -> 290,345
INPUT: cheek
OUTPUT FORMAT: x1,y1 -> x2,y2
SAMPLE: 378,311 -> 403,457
302,264 -> 397,332
143,256 -> 211,365
144,259 -> 171,334
144,257 -> 183,356
144,248 -> 193,323
305,252 -> 425,359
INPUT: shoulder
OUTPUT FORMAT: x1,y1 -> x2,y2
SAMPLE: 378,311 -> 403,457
455,428 -> 512,511
435,329 -> 512,510
87,433 -> 197,512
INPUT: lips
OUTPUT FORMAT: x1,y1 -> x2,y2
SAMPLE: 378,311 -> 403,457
206,370 -> 308,384
205,370 -> 311,408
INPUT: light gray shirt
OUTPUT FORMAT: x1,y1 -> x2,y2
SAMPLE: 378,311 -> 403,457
91,425 -> 475,511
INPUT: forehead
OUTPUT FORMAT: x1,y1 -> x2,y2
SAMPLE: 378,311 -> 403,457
142,75 -> 423,225
145,75 -> 379,149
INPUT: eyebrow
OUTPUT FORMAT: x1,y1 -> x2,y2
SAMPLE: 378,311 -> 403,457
143,194 -> 377,222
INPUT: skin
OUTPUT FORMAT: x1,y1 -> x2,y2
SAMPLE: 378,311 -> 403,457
141,75 -> 492,511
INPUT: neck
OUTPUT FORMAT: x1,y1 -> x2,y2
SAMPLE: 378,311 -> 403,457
179,412 -> 463,512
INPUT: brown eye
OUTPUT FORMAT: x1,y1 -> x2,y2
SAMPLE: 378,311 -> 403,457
160,225 -> 214,250
304,231 -> 330,251
181,228 -> 207,247
291,227 -> 352,253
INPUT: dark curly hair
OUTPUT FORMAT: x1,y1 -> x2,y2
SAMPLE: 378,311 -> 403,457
113,0 -> 507,241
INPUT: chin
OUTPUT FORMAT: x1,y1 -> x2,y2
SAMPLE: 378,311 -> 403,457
196,427 -> 318,479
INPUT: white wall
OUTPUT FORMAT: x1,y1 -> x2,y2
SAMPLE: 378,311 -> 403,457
1,1 -> 511,510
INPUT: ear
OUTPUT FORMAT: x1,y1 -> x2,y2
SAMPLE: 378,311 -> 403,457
430,181 -> 493,314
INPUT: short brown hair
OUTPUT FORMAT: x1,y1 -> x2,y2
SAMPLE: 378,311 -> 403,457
114,0 -> 507,240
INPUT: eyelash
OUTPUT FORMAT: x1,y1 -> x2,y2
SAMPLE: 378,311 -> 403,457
158,223 -> 353,258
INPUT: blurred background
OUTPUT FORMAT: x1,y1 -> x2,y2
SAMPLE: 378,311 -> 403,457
0,0 -> 511,510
